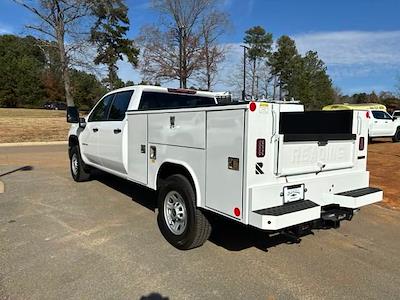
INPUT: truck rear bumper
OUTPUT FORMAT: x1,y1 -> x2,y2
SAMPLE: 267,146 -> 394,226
249,187 -> 382,231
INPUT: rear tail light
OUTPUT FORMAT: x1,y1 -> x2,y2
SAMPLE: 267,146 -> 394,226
359,137 -> 365,151
366,111 -> 370,119
256,139 -> 266,157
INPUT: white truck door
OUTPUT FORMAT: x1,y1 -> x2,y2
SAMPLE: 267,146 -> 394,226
80,94 -> 115,166
371,110 -> 393,136
98,91 -> 133,174
127,114 -> 148,185
205,110 -> 245,219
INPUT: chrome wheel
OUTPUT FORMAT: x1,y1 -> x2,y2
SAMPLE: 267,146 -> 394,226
164,191 -> 187,235
71,153 -> 79,176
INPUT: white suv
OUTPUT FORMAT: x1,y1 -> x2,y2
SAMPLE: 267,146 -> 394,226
368,110 -> 400,142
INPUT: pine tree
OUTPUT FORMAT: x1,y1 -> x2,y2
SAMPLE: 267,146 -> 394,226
90,0 -> 139,90
243,26 -> 273,98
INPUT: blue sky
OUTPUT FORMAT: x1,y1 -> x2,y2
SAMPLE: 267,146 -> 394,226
1,0 -> 399,95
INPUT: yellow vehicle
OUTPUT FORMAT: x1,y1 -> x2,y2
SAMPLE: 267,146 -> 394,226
322,103 -> 387,111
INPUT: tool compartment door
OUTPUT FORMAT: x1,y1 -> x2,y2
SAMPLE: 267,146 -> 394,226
205,110 -> 245,218
127,114 -> 148,184
148,111 -> 205,149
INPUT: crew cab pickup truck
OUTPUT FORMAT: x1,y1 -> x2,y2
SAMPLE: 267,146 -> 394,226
323,104 -> 400,142
67,85 -> 383,250
368,110 -> 400,142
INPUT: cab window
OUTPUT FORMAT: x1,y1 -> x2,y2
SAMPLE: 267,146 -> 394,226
108,91 -> 134,121
88,94 -> 114,122
372,110 -> 392,120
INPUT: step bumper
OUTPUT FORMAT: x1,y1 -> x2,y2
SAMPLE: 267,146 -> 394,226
248,187 -> 382,231
249,200 -> 321,231
323,187 -> 383,209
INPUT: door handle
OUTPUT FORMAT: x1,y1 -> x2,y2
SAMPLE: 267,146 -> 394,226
92,128 -> 98,132
114,128 -> 122,134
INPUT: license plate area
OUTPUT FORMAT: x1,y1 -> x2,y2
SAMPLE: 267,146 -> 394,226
283,184 -> 305,203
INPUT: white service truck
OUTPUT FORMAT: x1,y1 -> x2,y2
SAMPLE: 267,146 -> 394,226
67,85 -> 383,250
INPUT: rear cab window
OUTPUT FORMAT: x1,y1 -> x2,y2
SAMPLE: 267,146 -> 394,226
138,91 -> 216,110
88,90 -> 134,122
108,90 -> 134,121
88,94 -> 114,122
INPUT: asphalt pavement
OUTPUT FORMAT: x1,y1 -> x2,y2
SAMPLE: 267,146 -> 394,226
0,145 -> 399,299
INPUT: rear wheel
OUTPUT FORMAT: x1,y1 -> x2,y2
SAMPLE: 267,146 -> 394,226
157,174 -> 211,250
393,127 -> 400,143
70,146 -> 91,182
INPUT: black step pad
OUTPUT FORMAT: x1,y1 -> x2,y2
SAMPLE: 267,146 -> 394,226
254,200 -> 319,216
336,187 -> 382,198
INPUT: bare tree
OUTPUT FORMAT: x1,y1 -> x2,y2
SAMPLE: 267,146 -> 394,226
196,12 -> 228,90
139,0 -> 227,88
14,0 -> 93,107
225,56 -> 253,99
257,62 -> 273,99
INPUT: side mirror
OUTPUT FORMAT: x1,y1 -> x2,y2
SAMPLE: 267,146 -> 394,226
393,117 -> 397,121
67,106 -> 79,123
79,117 -> 86,128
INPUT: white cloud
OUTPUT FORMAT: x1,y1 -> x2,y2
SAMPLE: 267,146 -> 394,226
292,30 -> 400,66
116,31 -> 400,93
216,31 -> 400,93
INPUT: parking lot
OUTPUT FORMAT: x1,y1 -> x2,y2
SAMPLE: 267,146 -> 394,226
1,144 -> 400,299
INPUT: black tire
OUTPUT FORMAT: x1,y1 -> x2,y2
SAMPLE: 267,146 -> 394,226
392,127 -> 400,143
157,174 -> 211,250
70,145 -> 91,182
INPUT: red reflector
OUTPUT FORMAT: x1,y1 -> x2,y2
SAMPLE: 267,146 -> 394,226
359,137 -> 365,151
366,111 -> 370,119
234,207 -> 240,217
249,102 -> 256,112
256,139 -> 266,157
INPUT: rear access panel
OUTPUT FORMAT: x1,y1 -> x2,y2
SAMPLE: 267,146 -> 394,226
205,110 -> 245,218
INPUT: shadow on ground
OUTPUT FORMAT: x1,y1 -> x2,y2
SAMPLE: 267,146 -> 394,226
91,170 -> 318,252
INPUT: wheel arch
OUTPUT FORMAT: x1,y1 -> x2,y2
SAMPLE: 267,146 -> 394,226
155,160 -> 203,207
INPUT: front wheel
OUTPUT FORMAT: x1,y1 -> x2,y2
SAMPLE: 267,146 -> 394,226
392,127 -> 400,143
157,174 -> 211,250
70,146 -> 91,182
